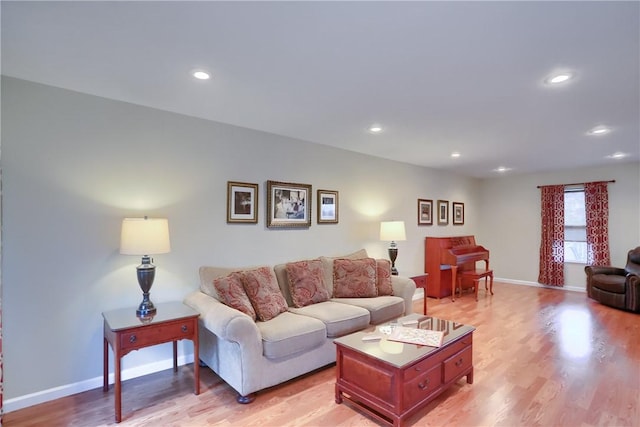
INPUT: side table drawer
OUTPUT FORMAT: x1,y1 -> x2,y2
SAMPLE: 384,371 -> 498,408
120,320 -> 195,351
443,346 -> 472,383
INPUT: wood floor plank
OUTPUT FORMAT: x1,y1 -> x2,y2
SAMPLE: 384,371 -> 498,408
4,282 -> 639,426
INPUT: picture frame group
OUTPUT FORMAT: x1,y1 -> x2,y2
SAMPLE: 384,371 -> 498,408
418,199 -> 465,226
227,180 -> 339,228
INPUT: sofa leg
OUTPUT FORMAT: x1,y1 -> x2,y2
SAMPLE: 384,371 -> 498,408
237,394 -> 256,404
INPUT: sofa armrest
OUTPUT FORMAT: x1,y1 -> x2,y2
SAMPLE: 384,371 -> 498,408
391,275 -> 416,315
184,291 -> 261,343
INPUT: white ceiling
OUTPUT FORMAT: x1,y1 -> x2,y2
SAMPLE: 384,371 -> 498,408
2,1 -> 639,178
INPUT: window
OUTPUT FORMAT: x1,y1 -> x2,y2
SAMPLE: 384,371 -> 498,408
564,188 -> 587,263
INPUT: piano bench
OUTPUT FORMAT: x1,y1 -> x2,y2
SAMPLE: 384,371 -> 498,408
456,269 -> 494,302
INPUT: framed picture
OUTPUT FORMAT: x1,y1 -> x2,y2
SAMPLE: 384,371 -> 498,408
266,180 -> 312,228
453,202 -> 465,225
317,190 -> 339,224
437,200 -> 449,225
227,181 -> 258,223
417,199 -> 433,225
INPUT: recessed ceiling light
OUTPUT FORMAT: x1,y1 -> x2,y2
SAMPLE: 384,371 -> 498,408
545,71 -> 573,85
451,152 -> 461,158
587,125 -> 611,136
192,70 -> 211,80
493,166 -> 512,173
606,152 -> 627,160
368,125 -> 383,133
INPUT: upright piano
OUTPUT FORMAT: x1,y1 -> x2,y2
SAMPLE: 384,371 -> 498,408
424,236 -> 490,299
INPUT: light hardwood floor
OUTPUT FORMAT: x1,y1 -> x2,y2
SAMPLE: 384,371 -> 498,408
5,282 -> 640,427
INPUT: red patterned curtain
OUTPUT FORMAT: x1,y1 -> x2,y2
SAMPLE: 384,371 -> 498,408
585,182 -> 611,266
539,185 -> 565,286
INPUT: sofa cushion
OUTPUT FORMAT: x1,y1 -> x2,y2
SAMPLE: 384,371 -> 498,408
256,311 -> 327,359
319,249 -> 369,296
242,267 -> 288,321
289,301 -> 370,337
333,258 -> 378,298
331,296 -> 404,325
213,272 -> 257,320
286,259 -> 330,307
592,273 -> 626,294
376,259 -> 394,296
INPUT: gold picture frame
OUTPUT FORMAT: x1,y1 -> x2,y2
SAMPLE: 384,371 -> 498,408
266,180 -> 312,228
227,181 -> 258,224
317,190 -> 339,224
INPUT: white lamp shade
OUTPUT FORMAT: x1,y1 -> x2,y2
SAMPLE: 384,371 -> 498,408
379,221 -> 406,241
120,217 -> 171,255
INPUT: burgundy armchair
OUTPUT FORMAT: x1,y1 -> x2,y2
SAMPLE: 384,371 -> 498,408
584,247 -> 640,313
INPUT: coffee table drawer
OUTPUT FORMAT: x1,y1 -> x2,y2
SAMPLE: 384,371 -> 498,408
403,364 -> 442,407
443,346 -> 472,383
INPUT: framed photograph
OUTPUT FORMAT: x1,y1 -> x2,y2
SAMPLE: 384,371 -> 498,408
266,180 -> 312,228
417,199 -> 433,225
317,190 -> 339,224
452,202 -> 465,225
227,181 -> 258,223
437,200 -> 449,225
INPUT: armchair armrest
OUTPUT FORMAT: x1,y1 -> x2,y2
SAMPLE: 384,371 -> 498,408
625,273 -> 640,312
391,275 -> 417,315
584,266 -> 626,277
184,291 -> 261,343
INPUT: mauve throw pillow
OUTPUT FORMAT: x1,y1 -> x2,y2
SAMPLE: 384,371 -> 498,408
376,259 -> 394,296
286,259 -> 330,307
213,272 -> 257,320
241,266 -> 288,321
333,258 -> 378,298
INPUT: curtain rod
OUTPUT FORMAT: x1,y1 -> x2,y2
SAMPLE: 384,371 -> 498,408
536,180 -> 615,189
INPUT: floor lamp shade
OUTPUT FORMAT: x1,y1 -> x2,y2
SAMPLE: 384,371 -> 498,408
380,221 -> 406,276
120,217 -> 171,316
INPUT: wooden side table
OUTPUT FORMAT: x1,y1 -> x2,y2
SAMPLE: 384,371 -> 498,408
410,273 -> 429,314
103,301 -> 200,423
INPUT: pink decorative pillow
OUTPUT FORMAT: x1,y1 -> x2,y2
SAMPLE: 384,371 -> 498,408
241,266 -> 288,321
213,272 -> 256,320
333,258 -> 378,298
376,259 -> 394,296
286,259 -> 330,308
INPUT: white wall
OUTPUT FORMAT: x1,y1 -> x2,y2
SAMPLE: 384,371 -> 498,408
1,77 -> 483,409
478,162 -> 640,289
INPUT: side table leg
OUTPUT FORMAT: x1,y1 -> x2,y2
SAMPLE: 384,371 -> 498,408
173,341 -> 178,373
193,326 -> 200,396
115,355 -> 122,423
103,338 -> 108,391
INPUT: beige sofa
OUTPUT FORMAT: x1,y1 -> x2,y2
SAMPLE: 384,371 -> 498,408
184,249 -> 416,403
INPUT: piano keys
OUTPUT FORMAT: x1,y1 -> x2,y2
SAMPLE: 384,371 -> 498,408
424,236 -> 490,299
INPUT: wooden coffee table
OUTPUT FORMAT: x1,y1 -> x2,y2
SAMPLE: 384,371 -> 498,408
334,313 -> 474,427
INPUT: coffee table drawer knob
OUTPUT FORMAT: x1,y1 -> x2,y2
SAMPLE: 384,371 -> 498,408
182,325 -> 188,332
418,379 -> 430,390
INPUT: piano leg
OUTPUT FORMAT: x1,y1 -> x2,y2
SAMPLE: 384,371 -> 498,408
450,266 -> 458,302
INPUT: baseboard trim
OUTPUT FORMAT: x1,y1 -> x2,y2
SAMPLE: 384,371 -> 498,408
4,354 -> 194,413
496,277 -> 586,293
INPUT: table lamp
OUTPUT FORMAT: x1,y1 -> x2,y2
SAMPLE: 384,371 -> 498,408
120,217 -> 171,316
380,221 -> 406,275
